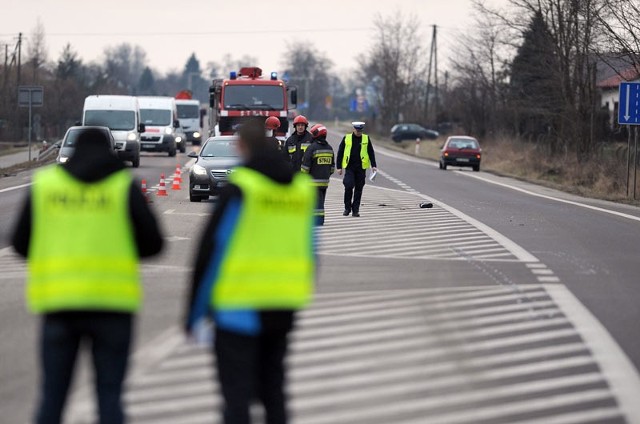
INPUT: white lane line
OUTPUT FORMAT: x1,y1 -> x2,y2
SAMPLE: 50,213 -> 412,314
376,170 -> 539,263
531,269 -> 555,275
538,276 -> 561,283
294,372 -> 607,414
0,247 -> 15,257
125,379 -> 214,404
0,182 -> 32,193
295,378 -> 609,424
527,263 -> 549,269
545,284 -> 640,423
458,170 -> 640,224
129,393 -> 219,417
291,342 -> 588,392
510,408 -> 623,424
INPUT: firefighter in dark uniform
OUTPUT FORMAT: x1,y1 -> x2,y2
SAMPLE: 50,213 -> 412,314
283,115 -> 313,171
301,124 -> 335,226
265,116 -> 283,150
336,121 -> 377,217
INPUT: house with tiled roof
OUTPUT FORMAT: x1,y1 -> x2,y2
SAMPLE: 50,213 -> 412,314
596,55 -> 640,130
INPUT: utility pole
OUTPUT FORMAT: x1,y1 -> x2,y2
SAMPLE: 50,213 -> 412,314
17,32 -> 22,87
424,25 -> 438,126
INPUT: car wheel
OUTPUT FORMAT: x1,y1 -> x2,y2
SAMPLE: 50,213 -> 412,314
132,156 -> 140,168
442,162 -> 447,170
438,161 -> 443,169
189,193 -> 202,202
473,164 -> 480,172
179,144 -> 186,153
169,149 -> 177,157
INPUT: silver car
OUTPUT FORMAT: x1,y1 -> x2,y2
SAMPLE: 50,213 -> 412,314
188,136 -> 241,202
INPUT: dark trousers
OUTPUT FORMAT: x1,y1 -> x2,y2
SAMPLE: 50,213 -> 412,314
315,187 -> 327,225
35,312 -> 133,424
343,169 -> 366,213
214,328 -> 290,424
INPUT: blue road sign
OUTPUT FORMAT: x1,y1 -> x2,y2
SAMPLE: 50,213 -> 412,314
618,82 -> 640,125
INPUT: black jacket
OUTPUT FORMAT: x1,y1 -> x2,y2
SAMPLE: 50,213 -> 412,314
301,137 -> 335,184
11,137 -> 164,259
336,133 -> 377,170
186,146 -> 297,334
283,130 -> 313,171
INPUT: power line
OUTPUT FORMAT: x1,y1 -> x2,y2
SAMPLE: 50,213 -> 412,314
0,28 -> 374,38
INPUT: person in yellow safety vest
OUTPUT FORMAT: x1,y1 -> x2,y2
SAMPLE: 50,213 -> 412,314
11,127 -> 164,424
336,121 -> 378,217
282,115 -> 313,171
301,123 -> 335,226
185,117 -> 316,424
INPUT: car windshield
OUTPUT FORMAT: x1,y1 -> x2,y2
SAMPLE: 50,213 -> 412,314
223,85 -> 285,110
449,139 -> 479,149
177,104 -> 199,119
84,110 -> 135,131
62,129 -> 82,147
201,140 -> 237,157
140,109 -> 171,126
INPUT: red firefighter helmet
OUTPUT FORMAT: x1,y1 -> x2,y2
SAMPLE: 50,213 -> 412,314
265,116 -> 281,130
310,124 -> 327,139
293,115 -> 309,126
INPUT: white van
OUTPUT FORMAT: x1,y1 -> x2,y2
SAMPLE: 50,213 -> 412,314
175,99 -> 202,145
82,95 -> 143,167
138,96 -> 185,155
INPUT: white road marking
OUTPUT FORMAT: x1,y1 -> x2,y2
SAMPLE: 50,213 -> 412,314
538,276 -> 561,283
546,284 -> 640,423
0,182 -> 32,193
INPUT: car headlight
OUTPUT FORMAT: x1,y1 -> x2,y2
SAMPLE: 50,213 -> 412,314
193,131 -> 201,138
59,156 -> 69,163
127,132 -> 137,141
175,136 -> 182,143
165,127 -> 173,135
192,164 -> 207,175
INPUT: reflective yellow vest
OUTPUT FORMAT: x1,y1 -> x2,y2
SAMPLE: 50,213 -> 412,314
212,167 -> 316,309
342,134 -> 371,169
27,166 -> 140,313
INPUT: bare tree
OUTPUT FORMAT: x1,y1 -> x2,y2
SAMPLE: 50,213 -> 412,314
358,11 -> 426,128
26,18 -> 48,83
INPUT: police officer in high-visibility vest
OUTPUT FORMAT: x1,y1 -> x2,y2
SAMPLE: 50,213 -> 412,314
11,127 -> 164,424
301,123 -> 335,226
336,121 -> 378,217
186,118 -> 316,424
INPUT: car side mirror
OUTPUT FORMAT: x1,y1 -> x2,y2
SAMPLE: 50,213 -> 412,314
187,151 -> 198,158
74,121 -> 82,126
138,123 -> 146,133
173,120 -> 180,128
288,86 -> 298,110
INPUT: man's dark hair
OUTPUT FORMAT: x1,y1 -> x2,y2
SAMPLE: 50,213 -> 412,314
238,117 -> 268,154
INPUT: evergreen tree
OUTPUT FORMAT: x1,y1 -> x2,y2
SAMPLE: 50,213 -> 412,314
138,67 -> 156,95
56,43 -> 81,80
510,11 -> 562,138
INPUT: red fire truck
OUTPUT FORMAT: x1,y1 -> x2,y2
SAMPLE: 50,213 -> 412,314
208,67 -> 297,137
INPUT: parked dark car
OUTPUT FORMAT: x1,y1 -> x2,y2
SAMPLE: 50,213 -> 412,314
439,136 -> 481,171
391,123 -> 439,142
56,126 -> 117,164
188,136 -> 241,202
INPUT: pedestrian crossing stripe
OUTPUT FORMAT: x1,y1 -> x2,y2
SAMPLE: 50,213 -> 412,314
66,285 -> 640,424
317,183 -> 535,262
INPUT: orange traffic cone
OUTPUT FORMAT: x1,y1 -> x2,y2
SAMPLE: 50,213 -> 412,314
171,174 -> 181,190
174,164 -> 182,183
141,179 -> 151,202
157,173 -> 168,197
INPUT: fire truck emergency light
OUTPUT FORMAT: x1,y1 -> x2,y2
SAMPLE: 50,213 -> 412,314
230,71 -> 237,80
271,72 -> 277,80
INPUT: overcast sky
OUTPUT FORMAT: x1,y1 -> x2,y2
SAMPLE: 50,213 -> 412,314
2,0 -> 505,77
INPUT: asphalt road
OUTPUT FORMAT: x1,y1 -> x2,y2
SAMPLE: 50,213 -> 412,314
1,128 -> 639,423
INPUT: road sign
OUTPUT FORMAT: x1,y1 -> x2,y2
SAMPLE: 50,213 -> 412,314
18,86 -> 44,162
618,82 -> 640,125
18,86 -> 44,108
